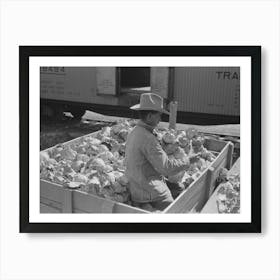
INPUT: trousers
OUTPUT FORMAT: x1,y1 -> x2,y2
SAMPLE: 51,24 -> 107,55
133,180 -> 185,212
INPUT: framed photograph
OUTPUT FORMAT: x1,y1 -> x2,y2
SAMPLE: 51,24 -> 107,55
20,46 -> 261,233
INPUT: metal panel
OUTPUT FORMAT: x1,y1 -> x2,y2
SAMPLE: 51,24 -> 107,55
151,67 -> 169,98
173,67 -> 240,116
40,67 -> 97,103
96,67 -> 117,95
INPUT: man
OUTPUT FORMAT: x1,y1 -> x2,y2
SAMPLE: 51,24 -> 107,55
125,92 -> 198,211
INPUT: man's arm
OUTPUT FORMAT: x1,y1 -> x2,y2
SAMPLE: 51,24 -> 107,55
143,136 -> 190,177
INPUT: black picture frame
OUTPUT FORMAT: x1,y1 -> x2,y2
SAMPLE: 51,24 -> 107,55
20,46 -> 261,233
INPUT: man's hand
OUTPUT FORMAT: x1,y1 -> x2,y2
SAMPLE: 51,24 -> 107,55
189,153 -> 201,164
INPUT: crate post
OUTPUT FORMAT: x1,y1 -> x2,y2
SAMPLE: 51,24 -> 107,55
62,188 -> 73,213
226,142 -> 234,170
205,166 -> 215,202
169,101 -> 178,130
100,199 -> 115,213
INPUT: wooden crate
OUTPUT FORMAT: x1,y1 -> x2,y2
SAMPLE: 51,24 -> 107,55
40,180 -> 148,213
164,138 -> 233,213
40,131 -> 233,214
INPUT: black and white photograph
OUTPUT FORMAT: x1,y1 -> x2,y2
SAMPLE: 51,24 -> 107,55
2,0 -> 279,279
20,46 -> 260,232
40,66 -> 240,214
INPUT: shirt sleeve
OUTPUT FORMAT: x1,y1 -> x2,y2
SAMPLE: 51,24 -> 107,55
143,135 -> 190,177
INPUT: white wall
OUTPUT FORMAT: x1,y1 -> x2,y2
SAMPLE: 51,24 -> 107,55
0,0 -> 279,280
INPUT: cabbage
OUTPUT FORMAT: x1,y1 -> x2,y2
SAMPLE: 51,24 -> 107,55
86,177 -> 101,194
98,144 -> 109,153
76,154 -> 90,163
118,129 -> 129,141
59,148 -> 77,161
216,181 -> 240,213
162,131 -> 176,144
71,160 -> 84,172
98,151 -> 115,162
105,172 -> 116,184
73,173 -> 88,184
40,151 -> 50,162
173,147 -> 187,160
68,182 -> 84,189
112,181 -> 126,193
118,174 -> 129,186
86,158 -> 106,171
163,143 -> 178,155
177,135 -> 189,148
185,128 -> 198,139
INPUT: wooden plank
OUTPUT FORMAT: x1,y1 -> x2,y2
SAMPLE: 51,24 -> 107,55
72,190 -> 145,213
73,208 -> 88,213
41,180 -> 146,213
207,158 -> 228,198
62,188 -> 73,213
226,142 -> 234,170
40,203 -> 61,213
114,203 -> 149,213
40,197 -> 62,212
204,138 -> 226,152
40,180 -> 63,203
72,191 -> 112,213
228,157 -> 240,176
201,157 -> 240,213
100,199 -> 115,213
164,171 -> 208,213
203,142 -> 230,198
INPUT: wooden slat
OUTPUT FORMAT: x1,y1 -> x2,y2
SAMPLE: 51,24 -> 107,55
204,138 -> 226,152
100,199 -> 115,213
164,171 -> 208,213
73,208 -> 88,213
40,197 -> 62,212
226,142 -> 234,170
72,191 -> 113,213
62,188 -> 73,213
40,202 -> 61,213
40,180 -> 63,202
114,203 -> 149,213
206,151 -> 229,197
201,157 -> 240,213
72,190 -> 145,213
228,157 -> 240,176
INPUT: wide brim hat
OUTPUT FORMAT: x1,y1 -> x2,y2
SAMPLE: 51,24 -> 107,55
130,92 -> 170,115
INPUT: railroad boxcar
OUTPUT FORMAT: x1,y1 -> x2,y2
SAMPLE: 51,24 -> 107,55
40,67 -> 240,124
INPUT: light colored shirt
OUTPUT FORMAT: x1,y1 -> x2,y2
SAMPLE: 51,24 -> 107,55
124,120 -> 190,202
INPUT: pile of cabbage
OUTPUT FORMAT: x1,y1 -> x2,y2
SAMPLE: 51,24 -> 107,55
40,121 -> 133,204
154,127 -> 216,187
40,120 -> 217,207
216,172 -> 240,213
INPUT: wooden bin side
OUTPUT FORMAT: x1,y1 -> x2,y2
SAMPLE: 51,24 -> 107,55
204,141 -> 234,200
40,180 -> 64,213
163,139 -> 233,214
72,190 -> 148,213
40,179 -> 148,214
164,170 -> 209,213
